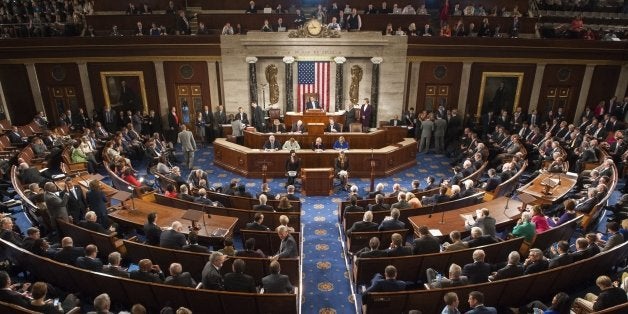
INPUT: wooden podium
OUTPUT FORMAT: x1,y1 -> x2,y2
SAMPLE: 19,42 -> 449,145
301,167 -> 334,196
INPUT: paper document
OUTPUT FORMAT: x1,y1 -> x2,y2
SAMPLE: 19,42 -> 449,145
429,229 -> 442,236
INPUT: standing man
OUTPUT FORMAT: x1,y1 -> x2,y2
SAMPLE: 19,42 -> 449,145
360,98 -> 372,132
434,114 -> 448,154
102,105 -> 117,133
419,113 -> 435,153
44,181 -> 69,234
251,102 -> 265,132
305,96 -> 320,110
234,106 -> 249,125
201,105 -> 213,143
177,124 -> 196,169
167,106 -> 179,143
213,105 -> 227,139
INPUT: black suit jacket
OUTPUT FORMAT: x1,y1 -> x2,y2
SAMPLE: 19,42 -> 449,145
0,288 -> 30,308
379,219 -> 405,231
165,272 -> 196,287
466,235 -> 498,248
325,123 -> 341,132
66,186 -> 87,221
346,221 -> 378,236
305,101 -> 321,110
143,222 -> 162,246
183,243 -> 210,253
253,204 -> 275,212
412,235 -> 441,255
77,220 -> 109,234
224,272 -> 256,293
159,229 -> 187,249
463,261 -> 492,283
524,259 -> 549,275
76,256 -> 103,272
492,264 -> 523,280
262,273 -> 293,293
245,222 -> 270,231
53,246 -> 84,265
369,203 -> 390,212
549,253 -> 573,269
386,245 -> 413,257
102,265 -> 129,278
130,270 -> 165,283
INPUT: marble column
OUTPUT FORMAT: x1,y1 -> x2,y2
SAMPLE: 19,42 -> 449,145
370,57 -> 383,128
246,57 -> 258,104
528,63 -> 546,113
574,64 -> 596,124
25,63 -> 45,113
0,81 -> 9,123
77,62 -> 95,115
457,62 -> 472,115
207,61 -> 222,107
153,61 -> 169,120
614,64 -> 628,101
283,56 -> 295,112
407,61 -> 420,111
334,57 -> 346,112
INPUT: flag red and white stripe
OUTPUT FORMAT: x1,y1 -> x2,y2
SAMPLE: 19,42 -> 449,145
297,61 -> 330,112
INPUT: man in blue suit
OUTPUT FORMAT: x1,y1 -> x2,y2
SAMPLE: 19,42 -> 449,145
378,208 -> 405,231
361,265 -> 406,303
465,291 -> 497,314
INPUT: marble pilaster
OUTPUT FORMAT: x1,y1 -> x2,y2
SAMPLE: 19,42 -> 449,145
574,65 -> 596,124
153,61 -> 169,120
457,62 -> 472,115
528,63 -> 546,113
25,63 -> 44,113
77,62 -> 95,115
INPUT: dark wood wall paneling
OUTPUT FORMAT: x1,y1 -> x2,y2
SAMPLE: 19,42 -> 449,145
536,64 -> 585,123
86,62 -> 160,116
0,64 -> 37,125
163,61 -> 213,111
413,62 -> 463,113
585,65 -> 621,112
34,63 -> 85,125
466,63 -> 536,118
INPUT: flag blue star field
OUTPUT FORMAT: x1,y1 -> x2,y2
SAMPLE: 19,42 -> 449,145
297,61 -> 330,111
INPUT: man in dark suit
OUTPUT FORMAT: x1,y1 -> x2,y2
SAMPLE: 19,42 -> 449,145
462,249 -> 492,283
291,120 -> 306,133
213,105 -> 227,138
325,118 -> 342,133
53,237 -> 84,266
263,135 -> 282,150
305,96 -> 321,110
426,263 -> 469,288
7,126 -> 27,146
159,221 -> 187,250
346,211 -> 378,236
466,291 -> 497,314
378,208 -> 405,231
0,271 -> 31,308
361,265 -> 406,303
483,168 -> 502,193
0,218 -> 23,247
233,106 -> 249,125
367,183 -> 385,199
143,212 -> 162,246
343,196 -> 364,219
235,238 -> 265,258
251,102 -> 265,132
465,227 -> 498,248
573,275 -> 628,312
76,244 -> 103,272
369,194 -> 390,212
356,236 -> 388,258
202,252 -> 226,290
412,225 -> 441,255
164,263 -> 197,287
182,231 -> 210,253
523,248 -> 549,275
130,258 -> 165,283
77,211 -> 110,234
102,252 -> 129,278
386,233 -> 413,257
569,238 -> 590,262
224,259 -> 256,292
253,194 -> 274,212
64,178 -> 87,222
391,192 -> 410,209
245,212 -> 270,231
262,260 -> 294,293
600,222 -> 624,252
465,208 -> 497,238
489,251 -> 524,281
388,115 -> 402,127
548,240 -> 573,269
176,10 -> 196,35
17,162 -> 48,187
272,226 -> 298,259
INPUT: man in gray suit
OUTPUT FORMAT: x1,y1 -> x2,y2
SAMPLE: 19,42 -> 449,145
177,124 -> 197,169
272,225 -> 297,260
201,251 -> 226,290
418,113 -> 434,153
434,114 -> 447,154
262,260 -> 294,293
43,181 -> 69,233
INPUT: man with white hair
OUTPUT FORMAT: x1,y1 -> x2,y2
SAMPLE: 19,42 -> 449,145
427,263 -> 469,288
462,249 -> 491,283
391,192 -> 409,209
202,251 -> 226,290
489,251 -> 523,281
346,211 -> 378,236
272,225 -> 297,260
388,183 -> 401,198
159,221 -> 187,249
253,194 -> 274,211
90,293 -> 111,314
165,262 -> 197,288
368,183 -> 385,199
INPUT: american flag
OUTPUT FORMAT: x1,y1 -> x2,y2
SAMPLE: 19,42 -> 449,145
297,61 -> 330,112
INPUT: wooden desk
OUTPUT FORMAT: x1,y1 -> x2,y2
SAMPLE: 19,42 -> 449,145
109,198 -> 238,245
283,111 -> 345,129
407,197 -> 522,239
517,172 -> 577,206
301,168 -> 334,196
243,129 -> 391,149
214,138 -> 417,178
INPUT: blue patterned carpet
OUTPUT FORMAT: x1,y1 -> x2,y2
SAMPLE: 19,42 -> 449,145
157,146 -> 453,314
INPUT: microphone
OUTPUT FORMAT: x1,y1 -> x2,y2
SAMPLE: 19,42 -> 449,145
439,209 -> 446,224
428,203 -> 436,218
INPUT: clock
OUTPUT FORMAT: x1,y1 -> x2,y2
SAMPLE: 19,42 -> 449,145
306,19 -> 323,36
